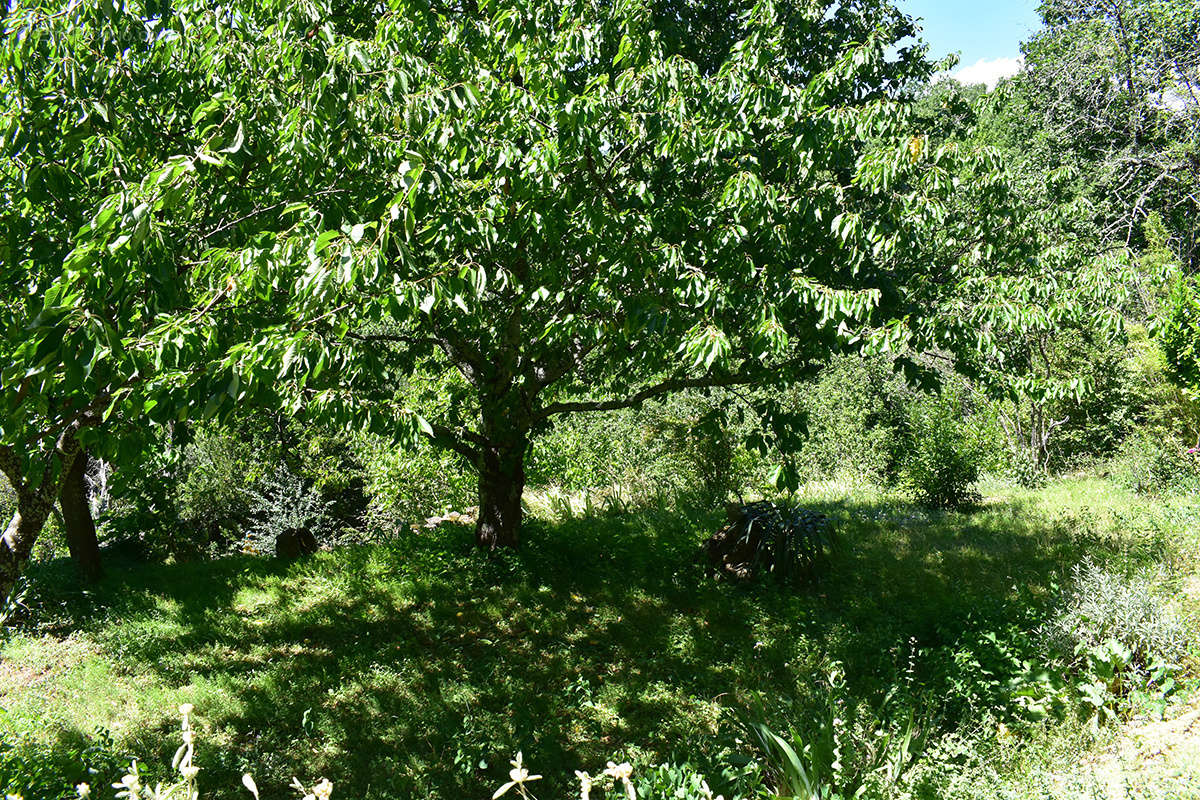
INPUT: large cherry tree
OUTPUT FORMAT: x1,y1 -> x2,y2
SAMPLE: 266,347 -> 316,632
202,0 -> 1045,549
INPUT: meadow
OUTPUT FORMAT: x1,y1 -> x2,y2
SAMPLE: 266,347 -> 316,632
2,476 -> 1196,800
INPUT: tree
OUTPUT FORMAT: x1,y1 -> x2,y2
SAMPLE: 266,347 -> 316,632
193,0 -> 1053,549
0,0 -> 197,592
1005,0 -> 1200,265
1,0 -> 1062,595
0,0 -> 352,599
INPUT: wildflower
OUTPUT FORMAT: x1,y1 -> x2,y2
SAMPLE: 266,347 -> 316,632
242,774 -> 260,800
604,762 -> 635,800
603,762 -> 632,781
312,778 -> 333,800
179,703 -> 194,716
75,785 -> 90,799
113,766 -> 141,800
180,765 -> 200,780
493,753 -> 542,799
575,771 -> 592,800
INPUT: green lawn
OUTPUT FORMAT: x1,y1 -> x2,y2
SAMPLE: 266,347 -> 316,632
1,477 -> 1195,799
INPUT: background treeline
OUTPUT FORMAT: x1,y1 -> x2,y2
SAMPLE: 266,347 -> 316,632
11,330 -> 1192,566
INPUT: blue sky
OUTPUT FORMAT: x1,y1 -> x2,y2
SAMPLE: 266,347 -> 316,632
898,0 -> 1045,86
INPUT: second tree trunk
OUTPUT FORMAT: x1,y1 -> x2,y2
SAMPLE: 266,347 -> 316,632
59,452 -> 104,583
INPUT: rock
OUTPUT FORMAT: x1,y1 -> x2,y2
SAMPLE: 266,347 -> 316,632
275,527 -> 318,559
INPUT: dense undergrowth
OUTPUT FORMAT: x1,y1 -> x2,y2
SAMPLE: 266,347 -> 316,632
1,476 -> 1196,799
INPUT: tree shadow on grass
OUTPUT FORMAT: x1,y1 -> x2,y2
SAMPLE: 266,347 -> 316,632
9,491 -> 1133,799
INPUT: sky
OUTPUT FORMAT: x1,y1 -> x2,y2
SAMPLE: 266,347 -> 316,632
898,0 -> 1045,88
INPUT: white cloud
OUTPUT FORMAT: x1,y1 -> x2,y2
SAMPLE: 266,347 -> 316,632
952,57 -> 1024,89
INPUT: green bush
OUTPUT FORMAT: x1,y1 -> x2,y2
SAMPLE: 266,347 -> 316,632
175,424 -> 263,545
527,408 -> 646,493
1113,431 -> 1200,495
358,436 -> 476,531
1007,449 -> 1047,489
103,417 -> 371,559
899,392 -> 984,509
790,355 -> 909,484
639,392 -> 751,506
528,390 -> 754,507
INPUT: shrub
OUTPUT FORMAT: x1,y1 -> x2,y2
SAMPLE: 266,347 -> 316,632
639,392 -> 749,506
1048,559 -> 1188,673
240,465 -> 337,554
358,436 -> 476,532
527,409 -> 645,493
102,418 -> 373,559
1007,449 -> 1047,489
790,355 -> 909,484
528,390 -> 755,507
1113,431 -> 1200,495
704,501 -> 835,585
899,392 -> 984,509
175,424 -> 264,545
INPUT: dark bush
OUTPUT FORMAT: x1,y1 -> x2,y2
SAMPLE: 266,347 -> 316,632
704,501 -> 835,584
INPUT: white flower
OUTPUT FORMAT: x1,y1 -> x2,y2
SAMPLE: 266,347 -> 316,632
575,771 -> 592,800
178,703 -> 194,716
242,774 -> 260,800
75,784 -> 91,799
180,765 -> 200,780
603,762 -> 633,781
493,753 -> 542,799
312,778 -> 333,800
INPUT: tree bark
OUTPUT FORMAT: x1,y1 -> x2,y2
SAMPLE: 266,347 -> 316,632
0,433 -> 84,603
1,492 -> 58,604
59,451 -> 103,583
475,435 -> 527,550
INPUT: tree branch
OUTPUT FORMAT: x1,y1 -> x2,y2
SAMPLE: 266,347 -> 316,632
427,422 -> 483,462
535,360 -> 804,421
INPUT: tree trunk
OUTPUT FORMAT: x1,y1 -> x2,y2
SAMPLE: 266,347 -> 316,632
59,451 -> 103,583
0,437 -> 83,604
1,495 -> 57,604
475,436 -> 527,550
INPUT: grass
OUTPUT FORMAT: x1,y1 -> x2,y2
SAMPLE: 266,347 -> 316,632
0,476 -> 1197,799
